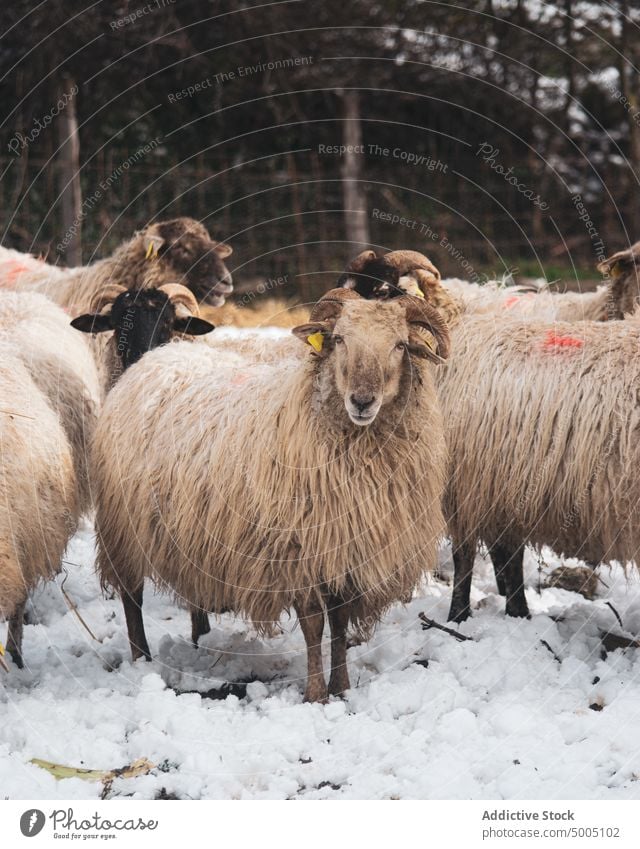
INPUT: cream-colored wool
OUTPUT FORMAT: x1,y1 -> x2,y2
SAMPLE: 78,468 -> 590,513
92,299 -> 447,637
442,278 -> 617,322
0,292 -> 100,514
439,311 -> 640,565
0,347 -> 77,628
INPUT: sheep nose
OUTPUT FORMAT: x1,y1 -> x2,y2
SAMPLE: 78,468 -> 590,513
350,394 -> 375,413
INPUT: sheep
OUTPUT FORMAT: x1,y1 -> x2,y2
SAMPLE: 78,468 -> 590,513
339,246 -> 640,323
0,291 -> 103,666
335,248 -> 639,621
597,240 -> 640,319
439,309 -> 640,623
1,217 -> 233,314
0,291 -> 101,516
70,281 -> 215,390
71,280 -> 215,641
90,289 -> 450,701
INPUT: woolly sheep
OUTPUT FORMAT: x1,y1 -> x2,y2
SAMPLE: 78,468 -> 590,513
439,310 -> 640,622
0,291 -> 101,515
90,289 -> 450,701
1,217 -> 233,314
0,349 -> 79,667
339,245 -> 639,323
71,281 -> 215,390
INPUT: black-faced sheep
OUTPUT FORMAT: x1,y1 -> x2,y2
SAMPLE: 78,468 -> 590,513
90,289 -> 449,702
71,282 -> 215,389
1,218 -> 233,314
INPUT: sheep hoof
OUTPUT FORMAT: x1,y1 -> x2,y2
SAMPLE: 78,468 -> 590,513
303,684 -> 329,704
505,606 -> 531,619
7,647 -> 23,669
328,675 -> 350,698
131,647 -> 152,662
447,607 -> 471,624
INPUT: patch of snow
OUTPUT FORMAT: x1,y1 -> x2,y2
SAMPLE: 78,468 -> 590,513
2,529 -> 640,799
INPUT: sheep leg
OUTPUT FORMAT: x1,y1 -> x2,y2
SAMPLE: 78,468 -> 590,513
326,594 -> 350,697
6,599 -> 26,669
447,539 -> 476,623
191,607 -> 211,646
294,595 -> 327,703
121,584 -> 151,662
490,543 -> 529,618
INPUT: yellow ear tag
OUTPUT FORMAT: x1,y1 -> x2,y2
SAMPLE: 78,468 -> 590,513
0,642 -> 7,672
0,642 -> 4,656
307,332 -> 324,352
145,242 -> 157,260
401,278 -> 425,298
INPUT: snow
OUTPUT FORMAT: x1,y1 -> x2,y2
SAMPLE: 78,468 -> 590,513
3,523 -> 640,801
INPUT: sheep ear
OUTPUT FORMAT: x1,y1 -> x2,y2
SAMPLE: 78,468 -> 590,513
291,321 -> 331,354
143,233 -> 165,259
407,329 -> 446,365
70,313 -> 113,334
173,316 -> 215,336
213,242 -> 233,258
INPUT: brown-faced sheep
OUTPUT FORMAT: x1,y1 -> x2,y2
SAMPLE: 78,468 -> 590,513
597,240 -> 640,319
1,218 -> 233,314
90,290 -> 449,702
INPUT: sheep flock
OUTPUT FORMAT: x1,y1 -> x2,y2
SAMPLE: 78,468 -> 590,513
1,219 -> 640,724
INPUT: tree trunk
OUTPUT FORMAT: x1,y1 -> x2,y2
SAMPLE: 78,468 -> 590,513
339,89 -> 370,258
56,74 -> 82,265
618,0 -> 640,232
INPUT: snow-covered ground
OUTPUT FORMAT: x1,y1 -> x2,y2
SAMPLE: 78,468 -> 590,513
2,522 -> 640,800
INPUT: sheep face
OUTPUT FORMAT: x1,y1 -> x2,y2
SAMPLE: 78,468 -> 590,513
293,295 -> 449,427
71,287 -> 215,371
338,256 -> 403,299
145,218 -> 233,307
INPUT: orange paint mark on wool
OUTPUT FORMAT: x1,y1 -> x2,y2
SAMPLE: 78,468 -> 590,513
230,373 -> 251,386
541,330 -> 584,351
503,292 -> 535,309
0,259 -> 31,286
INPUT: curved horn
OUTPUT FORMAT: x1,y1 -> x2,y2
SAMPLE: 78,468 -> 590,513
310,287 -> 362,322
399,295 -> 451,361
598,242 -> 640,275
89,283 -> 127,314
384,250 -> 441,283
344,249 -> 377,273
158,283 -> 199,315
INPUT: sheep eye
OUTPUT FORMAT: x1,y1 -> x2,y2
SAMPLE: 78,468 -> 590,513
395,342 -> 406,352
333,335 -> 344,344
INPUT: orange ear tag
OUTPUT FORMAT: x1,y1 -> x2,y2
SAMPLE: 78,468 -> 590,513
307,332 -> 324,352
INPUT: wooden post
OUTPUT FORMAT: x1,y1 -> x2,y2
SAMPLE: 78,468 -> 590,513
338,89 -> 370,259
56,74 -> 82,265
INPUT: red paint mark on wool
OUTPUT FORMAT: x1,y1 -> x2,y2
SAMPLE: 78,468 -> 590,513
0,259 -> 31,286
503,293 -> 535,309
541,330 -> 584,351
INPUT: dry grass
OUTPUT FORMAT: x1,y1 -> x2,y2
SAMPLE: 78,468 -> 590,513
201,297 -> 310,328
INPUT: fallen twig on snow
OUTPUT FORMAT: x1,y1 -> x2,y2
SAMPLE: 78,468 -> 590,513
418,612 -> 474,642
